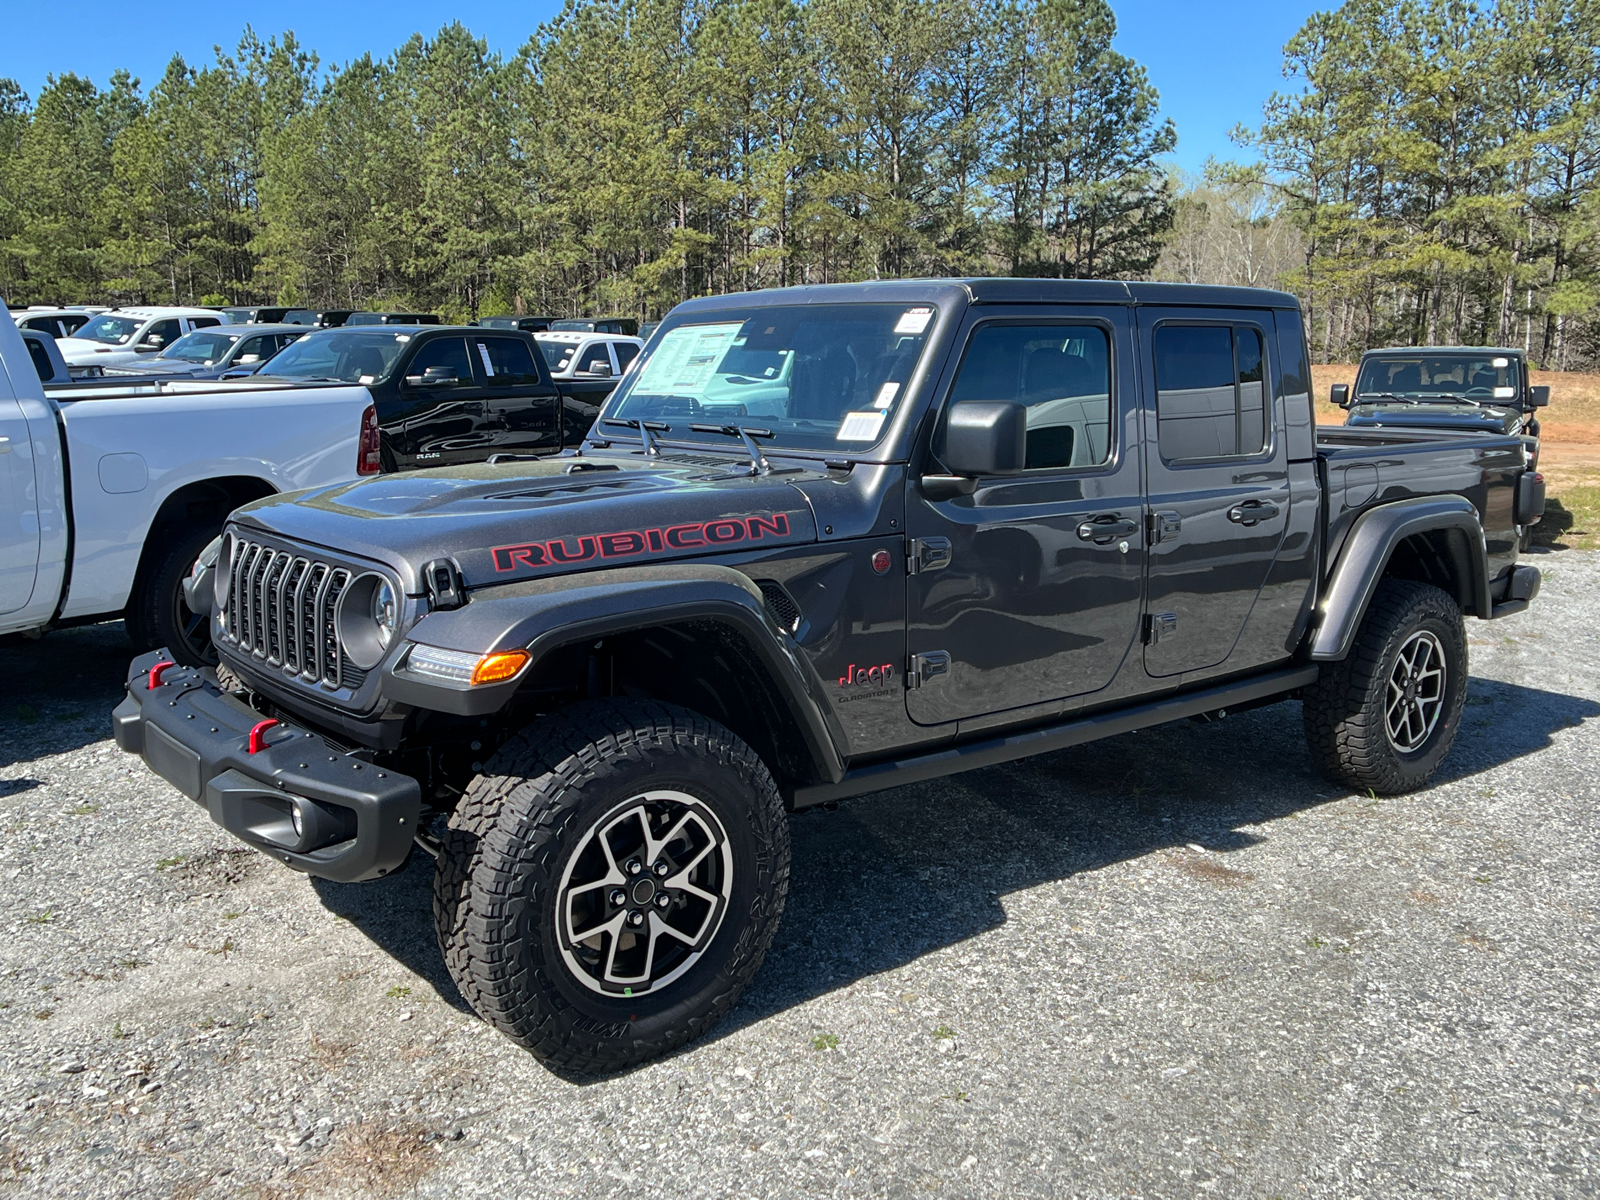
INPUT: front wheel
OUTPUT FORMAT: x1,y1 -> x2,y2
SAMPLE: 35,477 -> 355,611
127,522 -> 218,667
1302,580 -> 1468,794
433,701 -> 790,1073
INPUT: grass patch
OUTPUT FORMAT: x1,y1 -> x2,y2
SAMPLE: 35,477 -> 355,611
11,705 -> 38,723
69,803 -> 100,816
386,985 -> 412,999
811,1033 -> 839,1051
25,910 -> 52,925
155,856 -> 186,871
932,1025 -> 956,1041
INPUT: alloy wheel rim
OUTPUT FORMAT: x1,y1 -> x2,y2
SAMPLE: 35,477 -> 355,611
555,791 -> 732,997
170,581 -> 218,666
1385,630 -> 1446,752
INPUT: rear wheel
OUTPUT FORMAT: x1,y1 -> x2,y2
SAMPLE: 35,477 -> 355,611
433,700 -> 789,1073
1302,580 -> 1468,794
127,522 -> 218,667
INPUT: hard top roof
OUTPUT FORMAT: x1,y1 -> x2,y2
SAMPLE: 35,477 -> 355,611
670,278 -> 1301,315
1360,345 -> 1525,357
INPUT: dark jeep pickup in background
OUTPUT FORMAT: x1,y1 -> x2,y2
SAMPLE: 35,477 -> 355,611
1335,345 -> 1548,466
116,279 -> 1543,1074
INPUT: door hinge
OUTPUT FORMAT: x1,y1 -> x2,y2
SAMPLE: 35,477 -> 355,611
906,537 -> 952,575
1143,612 -> 1177,644
1149,511 -> 1181,544
906,650 -> 951,689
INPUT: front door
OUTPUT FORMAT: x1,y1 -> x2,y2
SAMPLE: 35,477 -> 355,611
0,391 -> 40,614
1137,308 -> 1291,679
388,336 -> 490,467
905,307 -> 1145,726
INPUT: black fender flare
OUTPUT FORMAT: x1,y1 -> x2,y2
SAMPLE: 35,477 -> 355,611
1310,496 -> 1490,661
383,563 -> 847,784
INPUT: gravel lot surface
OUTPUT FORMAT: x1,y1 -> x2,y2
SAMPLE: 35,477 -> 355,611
2,549 -> 1598,1199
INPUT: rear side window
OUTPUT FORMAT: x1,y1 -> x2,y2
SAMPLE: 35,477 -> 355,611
25,336 -> 55,381
614,341 -> 640,371
1155,324 -> 1267,460
474,337 -> 543,385
539,340 -> 577,374
944,322 -> 1112,470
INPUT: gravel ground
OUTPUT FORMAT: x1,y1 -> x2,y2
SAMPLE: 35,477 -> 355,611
2,549 -> 1598,1199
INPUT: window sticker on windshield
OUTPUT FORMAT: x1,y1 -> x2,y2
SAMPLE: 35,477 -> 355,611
477,342 -> 495,377
874,382 -> 900,409
359,375 -> 376,385
837,411 -> 887,441
894,307 -> 934,335
1491,357 -> 1508,368
395,334 -> 411,343
1494,386 -> 1516,399
633,323 -> 745,394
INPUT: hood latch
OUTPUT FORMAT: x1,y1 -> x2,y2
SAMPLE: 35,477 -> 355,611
423,558 -> 466,611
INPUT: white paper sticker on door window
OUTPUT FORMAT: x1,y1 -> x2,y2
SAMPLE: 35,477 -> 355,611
894,307 -> 934,335
837,411 -> 887,441
1494,386 -> 1515,399
476,342 -> 495,377
1491,357 -> 1508,368
874,382 -> 900,409
632,323 -> 745,394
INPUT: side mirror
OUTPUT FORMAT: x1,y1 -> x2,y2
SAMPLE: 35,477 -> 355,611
237,354 -> 261,364
943,400 -> 1027,476
584,362 -> 612,378
1330,383 -> 1350,407
1529,385 -> 1549,408
407,365 -> 459,386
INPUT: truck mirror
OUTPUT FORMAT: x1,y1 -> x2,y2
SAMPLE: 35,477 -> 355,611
1529,385 -> 1550,408
407,365 -> 459,386
943,400 -> 1027,477
1330,383 -> 1350,407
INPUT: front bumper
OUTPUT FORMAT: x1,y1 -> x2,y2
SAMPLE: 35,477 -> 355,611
112,650 -> 421,882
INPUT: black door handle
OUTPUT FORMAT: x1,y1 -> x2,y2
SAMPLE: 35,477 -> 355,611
1227,501 -> 1281,526
1077,516 -> 1140,544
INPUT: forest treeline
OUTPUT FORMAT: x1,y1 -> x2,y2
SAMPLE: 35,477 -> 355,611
0,0 -> 1595,366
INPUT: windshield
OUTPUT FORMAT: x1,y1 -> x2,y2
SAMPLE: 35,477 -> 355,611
605,303 -> 936,452
1356,353 -> 1521,402
254,329 -> 410,383
75,315 -> 141,344
161,330 -> 239,363
537,339 -> 579,373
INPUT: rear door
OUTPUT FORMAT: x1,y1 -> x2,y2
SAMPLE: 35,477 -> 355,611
904,305 -> 1145,726
471,335 -> 561,457
1137,308 -> 1291,679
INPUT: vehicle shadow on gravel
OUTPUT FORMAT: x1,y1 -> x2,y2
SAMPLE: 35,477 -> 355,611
0,621 -> 136,768
302,675 -> 1598,1066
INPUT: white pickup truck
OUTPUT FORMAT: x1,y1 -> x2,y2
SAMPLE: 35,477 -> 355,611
0,312 -> 374,663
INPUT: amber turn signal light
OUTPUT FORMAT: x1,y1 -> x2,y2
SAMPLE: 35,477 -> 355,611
470,650 -> 530,686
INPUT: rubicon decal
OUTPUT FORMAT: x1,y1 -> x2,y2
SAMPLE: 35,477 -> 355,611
492,513 -> 793,572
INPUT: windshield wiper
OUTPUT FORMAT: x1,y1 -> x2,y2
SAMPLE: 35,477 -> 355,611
1422,392 -> 1487,407
601,416 -> 668,456
690,423 -> 774,475
1357,392 -> 1421,405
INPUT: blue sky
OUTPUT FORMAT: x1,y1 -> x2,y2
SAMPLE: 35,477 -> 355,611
0,0 -> 1319,174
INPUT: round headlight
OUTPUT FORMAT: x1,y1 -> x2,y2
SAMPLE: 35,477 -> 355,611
372,579 -> 396,648
336,573 -> 400,671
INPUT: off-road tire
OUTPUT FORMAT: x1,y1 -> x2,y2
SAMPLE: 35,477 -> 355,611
433,700 -> 790,1073
1302,579 -> 1467,794
127,522 -> 218,667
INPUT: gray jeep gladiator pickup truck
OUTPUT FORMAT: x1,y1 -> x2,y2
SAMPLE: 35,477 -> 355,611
113,279 -> 1544,1072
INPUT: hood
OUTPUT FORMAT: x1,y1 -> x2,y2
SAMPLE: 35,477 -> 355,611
56,337 -> 144,366
1345,402 -> 1523,436
230,449 -> 822,594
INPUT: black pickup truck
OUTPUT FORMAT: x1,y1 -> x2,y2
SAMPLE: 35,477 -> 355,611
247,324 -> 616,471
115,280 -> 1544,1073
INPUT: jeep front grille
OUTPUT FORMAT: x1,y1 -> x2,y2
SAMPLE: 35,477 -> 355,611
223,538 -> 360,689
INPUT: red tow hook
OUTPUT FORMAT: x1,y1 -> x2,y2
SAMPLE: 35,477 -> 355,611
248,718 -> 280,755
146,660 -> 177,690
